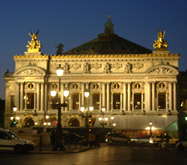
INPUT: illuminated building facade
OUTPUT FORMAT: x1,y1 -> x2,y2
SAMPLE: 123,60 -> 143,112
4,17 -> 180,136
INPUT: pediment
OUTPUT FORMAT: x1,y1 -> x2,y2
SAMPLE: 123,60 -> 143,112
14,66 -> 46,76
147,65 -> 178,75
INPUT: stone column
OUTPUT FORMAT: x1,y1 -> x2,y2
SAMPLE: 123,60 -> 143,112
145,82 -> 151,112
166,93 -> 168,112
173,82 -> 177,111
102,83 -> 106,108
15,83 -> 20,111
120,92 -> 123,112
81,83 -> 85,107
99,93 -> 102,111
141,93 -> 144,111
123,83 -> 127,111
127,83 -> 131,112
106,83 -> 110,112
44,83 -> 48,112
37,83 -> 40,111
20,83 -> 24,111
41,83 -> 44,112
169,82 -> 172,111
152,82 -> 155,111
111,93 -> 113,111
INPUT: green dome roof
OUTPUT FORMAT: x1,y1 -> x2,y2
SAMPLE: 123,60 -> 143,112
64,16 -> 152,55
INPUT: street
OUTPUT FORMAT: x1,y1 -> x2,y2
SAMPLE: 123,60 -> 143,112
0,143 -> 187,165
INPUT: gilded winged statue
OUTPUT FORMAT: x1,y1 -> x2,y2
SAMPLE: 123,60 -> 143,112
27,30 -> 41,52
153,29 -> 168,50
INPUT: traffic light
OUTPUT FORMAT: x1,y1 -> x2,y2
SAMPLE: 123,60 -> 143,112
13,121 -> 18,124
88,119 -> 92,126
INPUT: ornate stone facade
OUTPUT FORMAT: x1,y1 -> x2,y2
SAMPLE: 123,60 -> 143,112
4,19 -> 180,136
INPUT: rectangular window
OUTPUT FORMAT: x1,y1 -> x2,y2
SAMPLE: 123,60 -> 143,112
51,95 -> 58,109
26,93 -> 34,109
113,94 -> 120,109
134,93 -> 141,109
93,94 -> 100,109
72,93 -> 79,109
158,93 -> 166,109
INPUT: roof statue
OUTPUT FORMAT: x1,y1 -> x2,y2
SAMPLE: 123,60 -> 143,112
26,30 -> 41,52
104,15 -> 114,34
153,29 -> 168,50
56,43 -> 64,55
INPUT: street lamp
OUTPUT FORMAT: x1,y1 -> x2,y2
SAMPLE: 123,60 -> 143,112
99,107 -> 108,128
110,115 -> 116,130
80,91 -> 93,129
10,106 -> 19,127
146,122 -> 155,136
52,65 -> 66,151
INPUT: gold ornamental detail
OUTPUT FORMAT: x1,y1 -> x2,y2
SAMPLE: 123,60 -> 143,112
26,30 -> 41,52
153,29 -> 168,50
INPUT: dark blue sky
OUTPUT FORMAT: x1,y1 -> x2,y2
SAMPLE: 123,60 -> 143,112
0,0 -> 187,99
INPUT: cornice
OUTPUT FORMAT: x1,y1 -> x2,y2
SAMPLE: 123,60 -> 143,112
50,53 -> 180,59
13,53 -> 180,60
14,54 -> 49,59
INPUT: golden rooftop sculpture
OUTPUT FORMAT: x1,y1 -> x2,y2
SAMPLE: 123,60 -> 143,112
153,29 -> 168,50
26,30 -> 41,52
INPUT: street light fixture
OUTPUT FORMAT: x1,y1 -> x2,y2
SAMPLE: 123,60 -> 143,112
51,65 -> 67,151
80,91 -> 93,129
99,107 -> 108,128
146,122 -> 155,136
10,106 -> 19,127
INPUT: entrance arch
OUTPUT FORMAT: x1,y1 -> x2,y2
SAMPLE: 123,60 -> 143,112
68,118 -> 80,127
24,117 -> 34,127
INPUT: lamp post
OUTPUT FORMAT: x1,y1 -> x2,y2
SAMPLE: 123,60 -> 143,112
146,122 -> 155,136
51,65 -> 67,151
10,106 -> 19,127
110,115 -> 116,130
99,107 -> 108,128
80,91 -> 93,129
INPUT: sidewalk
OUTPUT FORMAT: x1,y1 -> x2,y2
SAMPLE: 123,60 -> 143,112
31,143 -> 92,154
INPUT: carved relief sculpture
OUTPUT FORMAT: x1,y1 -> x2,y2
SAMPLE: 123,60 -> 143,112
149,67 -> 175,74
103,63 -> 110,74
82,63 -> 90,74
124,62 -> 131,73
63,63 -> 69,74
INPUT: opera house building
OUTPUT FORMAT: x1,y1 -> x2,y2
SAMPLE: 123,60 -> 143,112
4,17 -> 180,137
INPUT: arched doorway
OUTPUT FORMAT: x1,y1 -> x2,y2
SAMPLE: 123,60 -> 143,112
24,117 -> 34,127
68,118 -> 80,127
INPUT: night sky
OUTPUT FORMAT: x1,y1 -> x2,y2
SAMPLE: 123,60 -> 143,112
0,0 -> 187,99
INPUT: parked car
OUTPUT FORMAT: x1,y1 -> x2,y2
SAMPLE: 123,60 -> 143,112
63,133 -> 86,145
131,135 -> 150,143
149,134 -> 179,146
176,140 -> 187,151
106,132 -> 131,144
0,128 -> 35,153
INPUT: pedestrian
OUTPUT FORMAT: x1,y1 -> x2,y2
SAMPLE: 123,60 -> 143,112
94,131 -> 100,148
50,130 -> 56,146
88,130 -> 96,147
